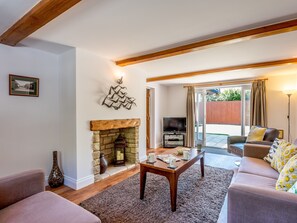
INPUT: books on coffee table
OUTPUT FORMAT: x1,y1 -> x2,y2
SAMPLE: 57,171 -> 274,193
156,154 -> 181,164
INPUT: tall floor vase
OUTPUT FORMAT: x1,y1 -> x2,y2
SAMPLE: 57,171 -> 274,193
48,151 -> 64,188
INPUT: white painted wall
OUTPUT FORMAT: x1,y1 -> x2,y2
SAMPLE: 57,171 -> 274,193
266,74 -> 297,141
75,48 -> 146,186
166,85 -> 187,117
58,48 -> 77,185
146,83 -> 168,148
0,44 -> 59,177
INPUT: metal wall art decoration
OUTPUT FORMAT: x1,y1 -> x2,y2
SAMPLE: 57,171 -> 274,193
102,77 -> 136,110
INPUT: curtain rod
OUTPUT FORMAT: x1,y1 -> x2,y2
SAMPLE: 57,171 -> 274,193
183,78 -> 268,88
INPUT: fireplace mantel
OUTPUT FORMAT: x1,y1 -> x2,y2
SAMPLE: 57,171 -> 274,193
90,118 -> 141,131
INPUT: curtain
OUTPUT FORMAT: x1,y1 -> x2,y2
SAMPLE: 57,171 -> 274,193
186,86 -> 196,147
250,80 -> 267,127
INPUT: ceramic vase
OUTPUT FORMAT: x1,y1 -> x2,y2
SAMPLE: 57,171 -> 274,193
48,151 -> 64,188
100,153 -> 108,174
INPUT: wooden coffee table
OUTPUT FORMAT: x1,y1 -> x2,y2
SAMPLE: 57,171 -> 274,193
140,148 -> 205,211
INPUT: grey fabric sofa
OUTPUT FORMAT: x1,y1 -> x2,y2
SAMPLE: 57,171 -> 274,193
227,127 -> 279,157
228,144 -> 297,223
0,169 -> 100,223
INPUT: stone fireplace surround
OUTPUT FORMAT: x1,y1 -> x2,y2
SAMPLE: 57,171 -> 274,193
90,119 -> 140,182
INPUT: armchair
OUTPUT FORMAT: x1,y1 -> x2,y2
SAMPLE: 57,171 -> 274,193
227,127 -> 279,157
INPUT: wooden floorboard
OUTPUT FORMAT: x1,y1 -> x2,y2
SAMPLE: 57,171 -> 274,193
47,165 -> 139,204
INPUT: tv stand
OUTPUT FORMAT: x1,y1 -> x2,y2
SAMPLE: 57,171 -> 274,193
163,133 -> 185,148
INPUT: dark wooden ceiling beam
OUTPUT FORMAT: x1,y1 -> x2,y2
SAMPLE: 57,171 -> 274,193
0,0 -> 81,46
146,58 -> 297,82
116,18 -> 297,67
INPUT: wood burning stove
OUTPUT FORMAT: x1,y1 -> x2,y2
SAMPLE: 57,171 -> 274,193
114,134 -> 126,166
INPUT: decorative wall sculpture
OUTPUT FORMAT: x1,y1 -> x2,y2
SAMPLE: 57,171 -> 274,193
102,77 -> 136,110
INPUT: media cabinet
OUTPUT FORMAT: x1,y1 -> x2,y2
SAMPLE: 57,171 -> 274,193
163,133 -> 185,148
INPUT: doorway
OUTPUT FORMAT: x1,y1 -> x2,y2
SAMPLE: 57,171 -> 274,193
195,85 -> 251,149
146,88 -> 151,149
146,88 -> 155,150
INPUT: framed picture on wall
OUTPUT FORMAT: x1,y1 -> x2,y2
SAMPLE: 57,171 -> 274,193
9,74 -> 39,97
278,129 -> 284,139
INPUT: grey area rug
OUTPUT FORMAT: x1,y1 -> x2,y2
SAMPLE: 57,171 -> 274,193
80,165 -> 233,223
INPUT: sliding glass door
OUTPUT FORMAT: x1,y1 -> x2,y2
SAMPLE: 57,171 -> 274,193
241,86 -> 251,136
195,85 -> 251,149
195,89 -> 206,146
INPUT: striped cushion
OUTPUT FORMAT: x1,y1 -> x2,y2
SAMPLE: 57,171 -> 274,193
264,138 -> 282,163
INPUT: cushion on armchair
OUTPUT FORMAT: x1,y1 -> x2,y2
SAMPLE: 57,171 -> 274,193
246,126 -> 266,142
264,128 -> 280,142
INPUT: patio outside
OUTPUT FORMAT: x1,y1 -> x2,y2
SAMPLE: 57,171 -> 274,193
204,124 -> 250,149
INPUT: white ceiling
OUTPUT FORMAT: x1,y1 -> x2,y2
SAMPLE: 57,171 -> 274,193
0,0 -> 39,34
2,0 -> 297,85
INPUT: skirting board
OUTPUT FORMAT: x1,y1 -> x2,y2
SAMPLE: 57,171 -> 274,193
45,175 -> 93,190
64,174 -> 94,190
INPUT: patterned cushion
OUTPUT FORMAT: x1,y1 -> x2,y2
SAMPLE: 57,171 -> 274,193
271,142 -> 297,173
276,154 -> 297,191
263,138 -> 283,163
246,126 -> 266,142
288,181 -> 297,194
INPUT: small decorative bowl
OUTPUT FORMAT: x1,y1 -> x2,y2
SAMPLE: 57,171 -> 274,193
177,149 -> 183,155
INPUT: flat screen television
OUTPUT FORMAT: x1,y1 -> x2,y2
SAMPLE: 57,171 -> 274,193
163,117 -> 187,133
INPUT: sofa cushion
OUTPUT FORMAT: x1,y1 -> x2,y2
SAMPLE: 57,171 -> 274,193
288,181 -> 297,194
271,142 -> 297,173
246,141 -> 273,145
229,143 -> 245,157
276,154 -> 297,191
263,138 -> 283,164
239,157 -> 279,179
246,126 -> 266,142
230,143 -> 244,151
233,172 -> 277,189
263,128 -> 279,142
0,191 -> 100,223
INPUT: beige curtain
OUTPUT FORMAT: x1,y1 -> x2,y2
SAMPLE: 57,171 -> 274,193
186,86 -> 196,147
250,80 -> 267,127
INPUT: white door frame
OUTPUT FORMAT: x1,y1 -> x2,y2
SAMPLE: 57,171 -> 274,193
195,89 -> 207,146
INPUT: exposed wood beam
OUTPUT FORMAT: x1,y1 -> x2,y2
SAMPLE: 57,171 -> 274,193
116,19 -> 297,66
146,58 -> 297,82
0,0 -> 81,46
